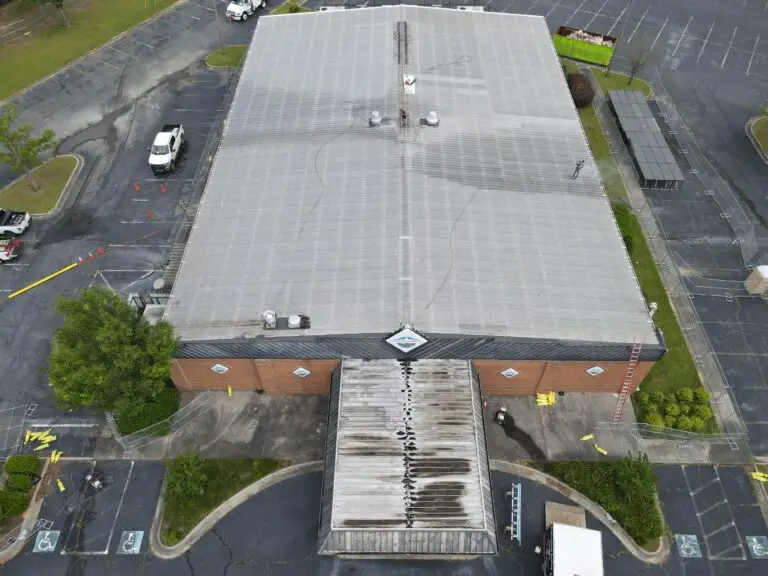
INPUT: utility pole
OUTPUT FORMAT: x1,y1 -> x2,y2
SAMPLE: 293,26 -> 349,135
606,0 -> 634,75
212,0 -> 225,51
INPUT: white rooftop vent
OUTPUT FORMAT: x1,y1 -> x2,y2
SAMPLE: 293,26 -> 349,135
369,111 -> 382,127
457,5 -> 485,11
319,6 -> 345,11
262,310 -> 277,329
426,111 -> 440,126
288,315 -> 302,329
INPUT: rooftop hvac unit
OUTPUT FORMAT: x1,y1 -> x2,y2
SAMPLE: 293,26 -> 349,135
369,111 -> 382,127
425,111 -> 439,126
457,5 -> 485,11
262,310 -> 277,329
288,315 -> 302,329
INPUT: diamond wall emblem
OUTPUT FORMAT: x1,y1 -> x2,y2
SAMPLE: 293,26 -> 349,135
386,326 -> 428,353
500,368 -> 519,378
586,366 -> 605,376
210,363 -> 229,375
293,367 -> 311,378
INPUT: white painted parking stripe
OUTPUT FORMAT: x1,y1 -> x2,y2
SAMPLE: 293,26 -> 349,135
722,26 -> 738,69
584,0 -> 610,30
747,34 -> 760,75
697,22 -> 715,63
564,0 -> 588,26
650,13 -> 669,51
525,0 -> 542,14
545,0 -> 563,18
672,16 -> 693,57
627,6 -> 649,44
103,460 -> 135,555
606,4 -> 626,36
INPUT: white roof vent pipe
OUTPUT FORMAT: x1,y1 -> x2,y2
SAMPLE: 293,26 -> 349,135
426,111 -> 439,126
369,111 -> 382,127
262,310 -> 277,329
288,315 -> 302,329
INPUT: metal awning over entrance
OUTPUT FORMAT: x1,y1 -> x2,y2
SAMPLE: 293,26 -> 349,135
318,359 -> 497,556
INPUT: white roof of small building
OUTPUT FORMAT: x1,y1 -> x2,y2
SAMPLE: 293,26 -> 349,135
163,6 -> 658,347
552,523 -> 604,576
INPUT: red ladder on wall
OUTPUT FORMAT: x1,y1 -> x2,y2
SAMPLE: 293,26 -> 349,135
611,341 -> 644,426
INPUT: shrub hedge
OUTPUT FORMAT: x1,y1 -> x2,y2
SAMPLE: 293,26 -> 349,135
548,455 -> 664,546
0,489 -> 29,517
3,455 -> 41,476
6,474 -> 33,493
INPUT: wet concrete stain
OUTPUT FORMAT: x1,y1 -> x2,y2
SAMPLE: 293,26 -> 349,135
498,413 -> 547,461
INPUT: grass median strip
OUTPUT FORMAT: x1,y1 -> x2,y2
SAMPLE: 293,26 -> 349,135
161,455 -> 286,546
0,155 -> 77,214
752,116 -> 768,153
205,45 -> 247,68
271,0 -> 311,14
548,456 -> 664,547
0,0 -> 177,100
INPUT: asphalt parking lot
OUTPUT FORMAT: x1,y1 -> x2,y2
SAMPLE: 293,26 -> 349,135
4,466 -> 768,575
24,460 -> 163,557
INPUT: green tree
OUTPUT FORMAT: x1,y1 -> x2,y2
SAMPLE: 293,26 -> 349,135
167,455 -> 208,500
676,388 -> 694,404
645,412 -> 665,427
48,287 -> 176,413
693,388 -> 710,404
29,0 -> 70,27
0,104 -> 58,190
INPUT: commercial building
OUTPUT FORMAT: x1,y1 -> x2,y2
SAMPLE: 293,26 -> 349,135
161,4 -> 664,557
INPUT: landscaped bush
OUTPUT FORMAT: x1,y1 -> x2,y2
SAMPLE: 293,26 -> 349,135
548,455 -> 664,546
0,489 -> 29,517
567,72 -> 595,108
3,455 -> 41,476
6,474 -> 32,493
635,387 -> 712,432
116,387 -> 180,436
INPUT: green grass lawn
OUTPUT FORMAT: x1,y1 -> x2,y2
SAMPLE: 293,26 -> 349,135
0,0 -> 177,101
271,0 -> 311,14
161,457 -> 285,546
548,457 -> 664,547
116,387 -> 180,436
0,155 -> 77,214
753,116 -> 768,153
578,106 -> 626,201
205,45 -> 247,68
593,69 -> 653,98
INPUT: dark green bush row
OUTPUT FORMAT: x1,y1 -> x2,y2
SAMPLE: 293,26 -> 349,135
548,455 -> 664,546
6,474 -> 32,493
117,387 -> 180,436
3,454 -> 41,476
0,489 -> 29,517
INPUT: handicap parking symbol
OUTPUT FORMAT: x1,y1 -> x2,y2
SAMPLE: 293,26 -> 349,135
33,530 -> 60,553
118,531 -> 144,555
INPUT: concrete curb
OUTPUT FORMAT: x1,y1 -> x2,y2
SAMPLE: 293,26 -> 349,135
490,460 -> 671,565
0,459 -> 50,566
745,117 -> 768,166
0,1 -> 187,108
0,154 -> 83,220
149,460 -> 323,559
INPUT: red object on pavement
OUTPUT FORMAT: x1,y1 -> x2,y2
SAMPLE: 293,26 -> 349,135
97,247 -> 105,256
147,209 -> 155,220
133,181 -> 141,192
160,183 -> 167,193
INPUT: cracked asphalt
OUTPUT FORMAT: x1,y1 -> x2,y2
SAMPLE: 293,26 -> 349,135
0,2 -> 261,419
3,467 -> 768,575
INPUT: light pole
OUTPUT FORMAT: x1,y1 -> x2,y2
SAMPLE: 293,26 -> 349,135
607,0 -> 634,75
212,0 -> 225,51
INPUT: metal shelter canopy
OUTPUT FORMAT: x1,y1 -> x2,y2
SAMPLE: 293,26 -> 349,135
318,359 -> 497,555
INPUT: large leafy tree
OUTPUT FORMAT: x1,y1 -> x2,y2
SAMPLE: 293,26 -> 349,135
49,287 -> 176,413
0,104 -> 58,190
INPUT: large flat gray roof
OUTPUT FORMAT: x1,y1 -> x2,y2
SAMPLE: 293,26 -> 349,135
318,359 -> 497,555
164,6 -> 658,346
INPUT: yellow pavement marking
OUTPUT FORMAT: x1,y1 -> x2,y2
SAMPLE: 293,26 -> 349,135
7,262 -> 79,300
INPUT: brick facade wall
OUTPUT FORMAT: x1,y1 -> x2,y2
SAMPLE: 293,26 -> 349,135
473,359 -> 654,395
171,358 -> 339,395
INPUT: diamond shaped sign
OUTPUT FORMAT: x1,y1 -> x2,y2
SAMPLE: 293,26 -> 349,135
386,326 -> 427,353
586,366 -> 605,376
500,368 -> 519,378
210,363 -> 229,375
293,367 -> 311,378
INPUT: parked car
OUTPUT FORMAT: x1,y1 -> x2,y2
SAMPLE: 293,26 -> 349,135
0,208 -> 31,237
148,124 -> 185,175
226,0 -> 267,21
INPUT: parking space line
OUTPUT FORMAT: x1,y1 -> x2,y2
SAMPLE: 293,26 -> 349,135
697,500 -> 728,517
691,476 -> 719,495
606,4 -> 626,36
722,26 -> 738,69
545,0 -> 563,18
584,0 -> 610,30
103,460 -> 134,554
525,0 -> 541,13
747,34 -> 760,75
564,0 -> 588,26
650,13 -> 669,51
672,16 -> 693,57
698,22 -> 715,63
681,466 -> 714,558
627,6 -> 649,43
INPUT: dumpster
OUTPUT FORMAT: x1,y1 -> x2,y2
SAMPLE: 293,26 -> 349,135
553,26 -> 616,66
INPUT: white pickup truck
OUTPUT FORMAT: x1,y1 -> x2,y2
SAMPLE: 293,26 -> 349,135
226,0 -> 267,21
148,124 -> 185,175
0,208 -> 31,237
